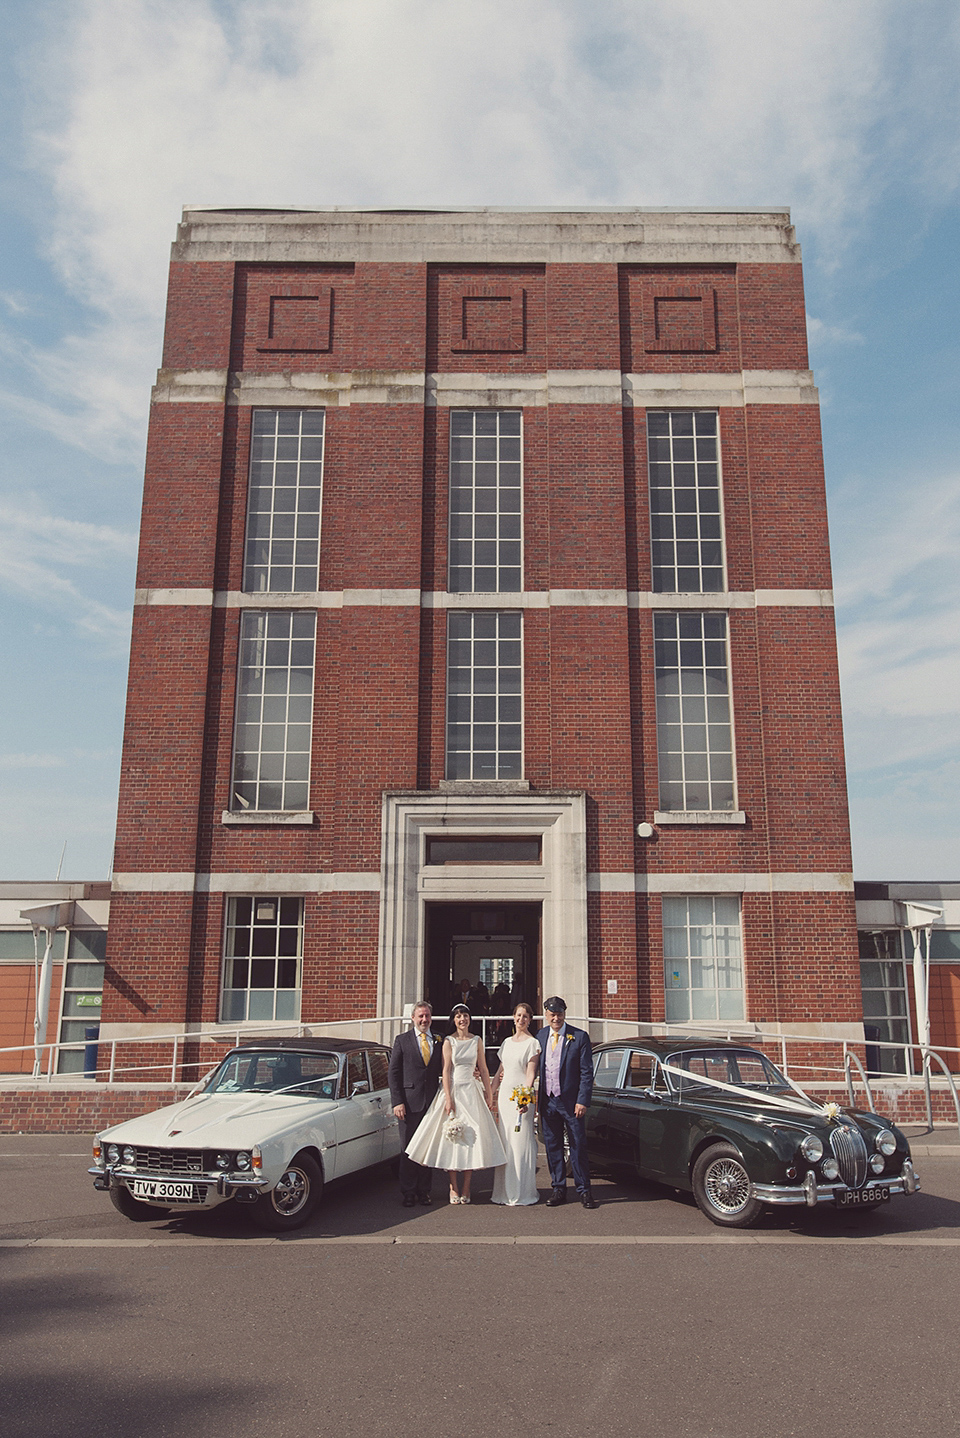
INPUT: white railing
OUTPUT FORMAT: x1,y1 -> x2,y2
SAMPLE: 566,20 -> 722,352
2,1016 -> 959,1133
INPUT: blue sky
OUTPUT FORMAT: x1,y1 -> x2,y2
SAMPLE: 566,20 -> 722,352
0,0 -> 958,881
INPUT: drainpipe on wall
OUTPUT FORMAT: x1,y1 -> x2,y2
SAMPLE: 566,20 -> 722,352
898,900 -> 942,1126
20,902 -> 75,1078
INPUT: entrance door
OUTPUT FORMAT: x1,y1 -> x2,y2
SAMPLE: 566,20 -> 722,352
424,903 -> 542,1018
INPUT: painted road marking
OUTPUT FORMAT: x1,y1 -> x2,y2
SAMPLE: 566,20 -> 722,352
2,1233 -> 960,1248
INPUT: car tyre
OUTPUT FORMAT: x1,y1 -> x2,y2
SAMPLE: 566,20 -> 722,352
109,1183 -> 170,1222
691,1142 -> 763,1228
250,1152 -> 324,1231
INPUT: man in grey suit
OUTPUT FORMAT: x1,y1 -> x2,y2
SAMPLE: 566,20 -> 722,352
388,1000 -> 445,1207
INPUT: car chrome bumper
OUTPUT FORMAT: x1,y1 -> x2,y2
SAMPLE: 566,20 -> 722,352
752,1160 -> 920,1207
89,1166 -> 270,1196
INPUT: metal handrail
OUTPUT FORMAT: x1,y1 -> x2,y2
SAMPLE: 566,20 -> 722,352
843,1048 -> 876,1113
921,1048 -> 960,1136
2,1017 -> 960,1117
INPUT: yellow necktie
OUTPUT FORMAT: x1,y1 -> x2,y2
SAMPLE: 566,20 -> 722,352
419,1033 -> 431,1065
551,1032 -> 560,1050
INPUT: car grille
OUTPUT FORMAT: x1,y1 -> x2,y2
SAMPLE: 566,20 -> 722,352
830,1125 -> 868,1188
132,1147 -> 205,1175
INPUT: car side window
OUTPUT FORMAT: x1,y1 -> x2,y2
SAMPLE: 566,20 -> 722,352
367,1050 -> 389,1092
594,1049 -> 626,1089
626,1051 -> 654,1088
346,1051 -> 368,1094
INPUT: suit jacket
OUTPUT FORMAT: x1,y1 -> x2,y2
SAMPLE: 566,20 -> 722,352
388,1027 -> 445,1113
536,1023 -> 594,1111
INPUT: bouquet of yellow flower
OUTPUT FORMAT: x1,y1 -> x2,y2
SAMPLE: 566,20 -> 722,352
509,1085 -> 536,1131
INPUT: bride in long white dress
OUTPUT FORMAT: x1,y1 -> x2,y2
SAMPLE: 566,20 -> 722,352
491,1003 -> 541,1206
404,1004 -> 507,1203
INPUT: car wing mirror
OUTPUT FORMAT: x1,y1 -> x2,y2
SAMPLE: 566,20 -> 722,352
350,1080 -> 370,1096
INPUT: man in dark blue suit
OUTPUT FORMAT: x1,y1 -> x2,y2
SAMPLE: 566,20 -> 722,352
537,996 -> 599,1208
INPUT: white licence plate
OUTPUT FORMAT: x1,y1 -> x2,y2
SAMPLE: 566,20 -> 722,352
131,1179 -> 198,1202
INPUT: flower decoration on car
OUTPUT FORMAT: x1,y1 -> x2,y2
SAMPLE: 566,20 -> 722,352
821,1101 -> 841,1121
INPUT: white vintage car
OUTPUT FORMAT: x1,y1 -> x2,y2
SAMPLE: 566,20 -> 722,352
90,1038 -> 401,1230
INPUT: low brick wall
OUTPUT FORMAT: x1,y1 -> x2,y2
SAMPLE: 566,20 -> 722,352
0,1085 -> 191,1134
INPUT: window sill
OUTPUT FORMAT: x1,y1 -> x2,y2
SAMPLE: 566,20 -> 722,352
221,810 -> 316,826
439,779 -> 530,793
653,810 -> 746,827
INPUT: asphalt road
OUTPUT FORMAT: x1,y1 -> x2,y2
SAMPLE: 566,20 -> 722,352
2,1132 -> 959,1438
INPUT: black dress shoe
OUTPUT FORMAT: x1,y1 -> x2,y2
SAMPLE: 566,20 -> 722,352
401,1194 -> 417,1207
546,1190 -> 567,1207
580,1192 -> 599,1209
418,1193 -> 432,1205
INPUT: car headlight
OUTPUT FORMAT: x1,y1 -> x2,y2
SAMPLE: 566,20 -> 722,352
822,1157 -> 840,1180
870,1153 -> 886,1174
800,1135 -> 824,1163
106,1143 -> 120,1164
876,1129 -> 897,1156
235,1151 -> 251,1171
122,1145 -> 136,1165
215,1152 -> 231,1170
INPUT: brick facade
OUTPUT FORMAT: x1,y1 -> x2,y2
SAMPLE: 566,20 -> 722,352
104,209 -> 861,1076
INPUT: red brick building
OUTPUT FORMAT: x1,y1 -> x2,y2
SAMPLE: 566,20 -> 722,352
103,207 -> 862,1063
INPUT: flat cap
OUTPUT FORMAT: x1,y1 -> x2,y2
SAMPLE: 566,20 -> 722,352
543,995 -> 567,1013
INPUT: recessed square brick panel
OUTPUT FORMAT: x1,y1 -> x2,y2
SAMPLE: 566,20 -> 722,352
450,285 -> 525,353
258,287 -> 333,353
642,282 -> 718,353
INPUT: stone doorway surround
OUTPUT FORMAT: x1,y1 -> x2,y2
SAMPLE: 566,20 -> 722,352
378,790 -> 587,1020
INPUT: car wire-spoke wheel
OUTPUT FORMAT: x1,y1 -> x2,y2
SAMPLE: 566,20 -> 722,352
251,1151 -> 324,1231
692,1142 -> 763,1228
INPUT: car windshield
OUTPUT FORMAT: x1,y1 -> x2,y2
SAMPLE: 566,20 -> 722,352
205,1050 -> 340,1097
664,1048 -> 789,1095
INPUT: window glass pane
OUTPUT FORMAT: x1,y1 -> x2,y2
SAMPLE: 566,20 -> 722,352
221,896 -> 303,1022
231,610 -> 315,811
448,411 -> 523,593
654,611 -> 734,811
243,410 -> 324,592
662,896 -> 743,1023
647,411 -> 726,593
445,611 -> 523,780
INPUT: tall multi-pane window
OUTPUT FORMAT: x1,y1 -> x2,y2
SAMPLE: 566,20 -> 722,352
663,895 -> 743,1022
648,410 -> 724,592
221,896 -> 303,1022
654,611 -> 734,811
448,410 -> 522,592
446,611 -> 522,779
243,409 -> 324,593
859,930 -> 910,1074
231,611 -> 315,811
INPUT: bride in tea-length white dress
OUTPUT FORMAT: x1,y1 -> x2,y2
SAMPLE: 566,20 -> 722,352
491,1027 -> 541,1206
405,1033 -> 507,1173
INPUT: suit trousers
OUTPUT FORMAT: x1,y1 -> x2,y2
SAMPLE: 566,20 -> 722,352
398,1107 -> 433,1197
542,1094 -> 591,1194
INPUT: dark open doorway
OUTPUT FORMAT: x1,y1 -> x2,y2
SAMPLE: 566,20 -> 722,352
424,903 -> 542,1019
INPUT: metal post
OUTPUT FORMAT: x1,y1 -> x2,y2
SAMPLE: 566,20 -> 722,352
171,1034 -> 179,1083
109,1040 -> 116,1083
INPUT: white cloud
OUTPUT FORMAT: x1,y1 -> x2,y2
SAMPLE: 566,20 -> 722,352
0,502 -> 136,645
14,0 -> 954,457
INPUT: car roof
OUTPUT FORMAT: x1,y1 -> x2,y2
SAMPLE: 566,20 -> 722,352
230,1037 -> 389,1056
594,1037 -> 766,1058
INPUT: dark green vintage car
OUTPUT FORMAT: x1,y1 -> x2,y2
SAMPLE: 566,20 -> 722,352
585,1038 -> 920,1227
